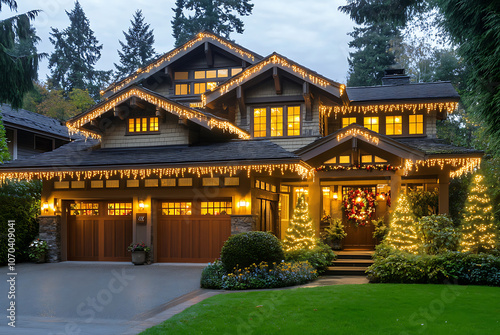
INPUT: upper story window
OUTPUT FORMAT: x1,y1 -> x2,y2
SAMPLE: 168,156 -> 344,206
409,114 -> 424,134
386,115 -> 402,135
253,106 -> 301,138
175,84 -> 190,95
128,117 -> 159,134
173,68 -> 242,96
342,117 -> 356,128
174,72 -> 188,80
364,117 -> 379,132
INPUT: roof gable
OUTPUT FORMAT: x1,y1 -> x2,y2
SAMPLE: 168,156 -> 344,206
102,32 -> 262,98
66,86 -> 249,139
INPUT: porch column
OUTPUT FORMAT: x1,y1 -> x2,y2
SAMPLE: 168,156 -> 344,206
38,215 -> 62,263
438,170 -> 450,214
390,170 -> 403,211
308,176 -> 321,236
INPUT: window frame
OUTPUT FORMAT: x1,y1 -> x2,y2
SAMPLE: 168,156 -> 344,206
408,114 -> 425,135
363,116 -> 379,133
252,104 -> 301,138
127,117 -> 160,135
385,115 -> 403,135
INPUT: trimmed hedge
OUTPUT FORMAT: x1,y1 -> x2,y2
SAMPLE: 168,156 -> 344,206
220,231 -> 285,272
285,241 -> 336,274
367,248 -> 500,286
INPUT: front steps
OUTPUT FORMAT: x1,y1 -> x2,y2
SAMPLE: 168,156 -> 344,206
325,251 -> 374,276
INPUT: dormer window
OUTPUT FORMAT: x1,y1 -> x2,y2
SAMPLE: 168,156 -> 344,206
342,117 -> 356,128
409,115 -> 424,134
253,106 -> 301,138
128,117 -> 159,134
386,115 -> 402,135
364,117 -> 379,132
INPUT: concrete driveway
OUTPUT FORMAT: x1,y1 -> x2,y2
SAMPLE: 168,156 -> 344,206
0,262 -> 207,334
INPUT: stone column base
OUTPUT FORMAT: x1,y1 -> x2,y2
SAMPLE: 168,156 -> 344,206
230,215 -> 256,235
38,215 -> 61,263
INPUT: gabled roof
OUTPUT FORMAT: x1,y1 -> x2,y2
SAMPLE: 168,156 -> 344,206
0,104 -> 73,140
205,53 -> 345,105
66,86 -> 250,139
102,32 -> 262,97
396,138 -> 483,157
346,82 -> 460,105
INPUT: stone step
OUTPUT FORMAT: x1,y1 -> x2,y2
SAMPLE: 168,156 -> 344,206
332,259 -> 374,267
324,266 -> 368,276
335,251 -> 374,260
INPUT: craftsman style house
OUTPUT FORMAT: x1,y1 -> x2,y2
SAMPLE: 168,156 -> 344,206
0,32 -> 482,263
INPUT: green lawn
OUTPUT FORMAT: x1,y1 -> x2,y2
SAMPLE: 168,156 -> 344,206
141,284 -> 500,335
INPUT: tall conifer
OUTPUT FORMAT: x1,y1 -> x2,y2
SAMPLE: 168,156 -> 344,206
385,193 -> 419,254
282,194 -> 316,252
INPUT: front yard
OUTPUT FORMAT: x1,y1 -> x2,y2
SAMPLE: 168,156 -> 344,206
141,283 -> 500,335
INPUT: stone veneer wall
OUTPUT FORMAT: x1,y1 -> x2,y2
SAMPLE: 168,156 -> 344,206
38,215 -> 61,263
230,215 -> 256,235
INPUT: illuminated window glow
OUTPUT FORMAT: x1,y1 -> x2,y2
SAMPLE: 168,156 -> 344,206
270,107 -> 283,137
339,155 -> 350,164
386,115 -> 402,135
253,108 -> 267,137
161,202 -> 192,215
70,202 -> 99,216
194,82 -> 206,94
409,114 -> 424,134
364,117 -> 379,132
175,84 -> 189,95
201,201 -> 232,215
128,117 -> 159,133
107,202 -> 132,216
174,72 -> 188,80
342,117 -> 356,128
287,106 -> 300,136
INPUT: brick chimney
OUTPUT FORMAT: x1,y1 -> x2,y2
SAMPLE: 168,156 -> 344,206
382,67 -> 410,86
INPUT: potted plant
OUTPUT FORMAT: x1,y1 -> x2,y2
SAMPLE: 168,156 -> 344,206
321,219 -> 347,250
372,218 -> 388,244
128,242 -> 151,265
28,239 -> 49,263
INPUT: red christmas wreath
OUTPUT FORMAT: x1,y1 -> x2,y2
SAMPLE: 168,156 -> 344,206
342,189 -> 378,226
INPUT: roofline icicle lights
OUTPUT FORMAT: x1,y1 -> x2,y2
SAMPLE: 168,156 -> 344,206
104,32 -> 256,95
404,157 -> 482,178
337,127 -> 380,145
66,88 -> 250,140
0,163 -> 315,182
320,102 -> 459,117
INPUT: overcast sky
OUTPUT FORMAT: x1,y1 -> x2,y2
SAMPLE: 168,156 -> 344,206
5,0 -> 356,84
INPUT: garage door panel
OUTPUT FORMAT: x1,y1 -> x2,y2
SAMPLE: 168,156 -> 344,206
103,219 -> 133,261
68,219 -> 99,261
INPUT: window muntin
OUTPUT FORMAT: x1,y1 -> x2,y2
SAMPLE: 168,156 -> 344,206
174,72 -> 188,80
342,117 -> 356,128
270,107 -> 283,137
287,106 -> 300,136
231,68 -> 242,76
253,108 -> 267,138
107,202 -> 132,216
386,116 -> 402,135
70,202 -> 99,216
161,202 -> 192,215
364,117 -> 379,132
409,114 -> 424,134
194,71 -> 205,79
339,155 -> 351,164
194,82 -> 206,94
175,84 -> 190,95
201,201 -> 232,215
128,117 -> 159,133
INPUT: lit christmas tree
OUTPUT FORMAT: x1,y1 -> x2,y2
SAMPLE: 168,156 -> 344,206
385,193 -> 419,254
282,194 -> 316,252
461,173 -> 497,253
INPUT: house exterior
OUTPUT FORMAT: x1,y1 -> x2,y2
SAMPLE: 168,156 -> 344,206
0,32 -> 482,263
0,104 -> 74,160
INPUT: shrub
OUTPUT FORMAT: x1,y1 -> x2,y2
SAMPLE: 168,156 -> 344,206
321,218 -> 346,243
285,241 -> 336,274
220,231 -> 285,272
417,215 -> 460,255
372,218 -> 388,242
407,189 -> 438,218
201,261 -> 318,290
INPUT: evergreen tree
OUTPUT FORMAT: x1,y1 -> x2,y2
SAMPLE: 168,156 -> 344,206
282,194 -> 316,252
48,1 -> 111,100
0,0 -> 41,108
460,173 -> 497,253
385,193 -> 419,254
0,113 -> 10,163
171,0 -> 254,47
114,10 -> 156,80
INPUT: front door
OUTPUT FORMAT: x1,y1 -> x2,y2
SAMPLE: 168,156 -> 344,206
342,220 -> 376,250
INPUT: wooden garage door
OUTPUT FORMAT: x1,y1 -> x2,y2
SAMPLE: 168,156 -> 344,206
67,201 -> 133,261
157,201 -> 231,262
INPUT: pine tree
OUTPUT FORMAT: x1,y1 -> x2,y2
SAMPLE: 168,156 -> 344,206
385,193 -> 419,254
171,0 -> 254,47
48,1 -> 111,100
114,10 -> 156,80
460,173 -> 497,253
0,113 -> 11,163
282,194 -> 316,252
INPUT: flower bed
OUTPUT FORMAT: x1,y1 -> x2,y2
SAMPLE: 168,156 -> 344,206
201,260 -> 318,290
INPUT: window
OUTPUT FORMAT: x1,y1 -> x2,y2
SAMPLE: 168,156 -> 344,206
339,155 -> 351,164
386,116 -> 402,135
342,117 -> 356,128
218,69 -> 228,77
206,82 -> 217,91
361,155 -> 372,163
201,201 -> 232,215
374,156 -> 387,163
107,203 -> 132,216
287,106 -> 300,136
409,115 -> 424,134
231,68 -> 242,76
364,117 -> 379,132
175,84 -> 190,95
270,107 -> 283,137
206,70 -> 217,78
70,202 -> 99,216
128,117 -> 159,133
174,72 -> 188,80
194,71 -> 205,79
161,202 -> 192,215
194,82 -> 206,94
253,108 -> 267,137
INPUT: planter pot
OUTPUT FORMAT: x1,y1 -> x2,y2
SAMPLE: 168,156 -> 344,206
331,239 -> 343,251
131,251 -> 146,265
36,253 -> 46,263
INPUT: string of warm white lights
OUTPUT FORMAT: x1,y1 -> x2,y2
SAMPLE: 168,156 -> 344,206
105,32 -> 256,95
385,193 -> 419,254
66,88 -> 250,140
0,163 -> 315,182
320,102 -> 458,117
337,127 -> 380,144
404,157 -> 481,178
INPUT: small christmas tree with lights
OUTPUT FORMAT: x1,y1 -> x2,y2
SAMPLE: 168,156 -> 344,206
385,193 -> 419,254
282,194 -> 316,252
461,173 -> 497,253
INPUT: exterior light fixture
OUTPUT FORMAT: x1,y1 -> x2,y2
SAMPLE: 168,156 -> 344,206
42,202 -> 49,213
238,200 -> 249,208
332,193 -> 338,200
138,200 -> 145,211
